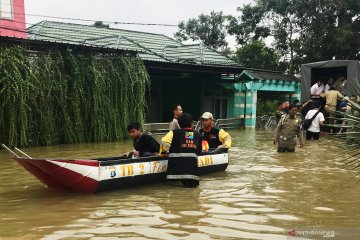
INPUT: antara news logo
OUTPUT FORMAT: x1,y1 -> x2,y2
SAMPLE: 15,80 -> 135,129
288,229 -> 336,238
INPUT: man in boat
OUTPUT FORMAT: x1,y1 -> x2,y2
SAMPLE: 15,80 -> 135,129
169,103 -> 183,130
273,104 -> 304,152
127,122 -> 160,158
160,113 -> 202,187
199,112 -> 231,151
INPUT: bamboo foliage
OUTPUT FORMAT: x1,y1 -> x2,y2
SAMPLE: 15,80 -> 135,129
0,45 -> 149,147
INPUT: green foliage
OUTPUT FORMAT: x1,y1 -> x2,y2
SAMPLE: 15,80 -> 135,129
0,45 -> 149,147
174,11 -> 229,50
93,21 -> 110,28
229,0 -> 360,73
257,99 -> 280,116
234,40 -> 285,71
227,5 -> 269,45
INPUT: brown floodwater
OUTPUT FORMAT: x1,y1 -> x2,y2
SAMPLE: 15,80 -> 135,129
0,129 -> 359,240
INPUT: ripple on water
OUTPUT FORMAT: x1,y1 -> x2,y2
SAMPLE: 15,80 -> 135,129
234,202 -> 265,207
212,214 -> 268,223
107,216 -> 168,225
3,130 -> 360,240
243,164 -> 289,173
203,204 -> 243,214
314,207 -> 335,212
199,217 -> 284,232
267,214 -> 300,221
179,211 -> 206,216
44,226 -> 190,240
237,193 -> 279,200
264,186 -> 287,193
242,207 -> 278,213
184,225 -> 289,240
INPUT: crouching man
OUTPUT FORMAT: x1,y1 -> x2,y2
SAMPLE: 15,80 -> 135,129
126,122 -> 160,158
160,113 -> 202,187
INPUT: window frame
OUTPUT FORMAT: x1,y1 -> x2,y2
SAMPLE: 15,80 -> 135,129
0,0 -> 14,20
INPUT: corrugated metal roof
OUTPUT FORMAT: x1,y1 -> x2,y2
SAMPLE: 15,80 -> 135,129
27,21 -> 241,66
240,69 -> 299,82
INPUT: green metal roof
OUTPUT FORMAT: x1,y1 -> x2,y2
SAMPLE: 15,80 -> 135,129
27,21 -> 240,66
239,69 -> 299,82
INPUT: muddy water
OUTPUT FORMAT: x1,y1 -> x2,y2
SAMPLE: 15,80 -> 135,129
0,129 -> 359,240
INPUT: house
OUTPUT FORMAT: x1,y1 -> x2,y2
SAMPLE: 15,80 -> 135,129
25,20 -> 301,127
26,21 -> 243,121
0,0 -> 26,38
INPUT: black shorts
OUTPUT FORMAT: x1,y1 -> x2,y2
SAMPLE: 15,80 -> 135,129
277,147 -> 295,153
306,131 -> 320,140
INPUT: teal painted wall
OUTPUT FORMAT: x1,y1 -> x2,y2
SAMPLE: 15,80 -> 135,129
147,71 -> 301,127
227,92 -> 234,118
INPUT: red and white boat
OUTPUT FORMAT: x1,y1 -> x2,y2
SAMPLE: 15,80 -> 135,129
3,145 -> 228,193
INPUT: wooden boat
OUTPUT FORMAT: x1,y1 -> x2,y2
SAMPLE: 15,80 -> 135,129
4,146 -> 228,193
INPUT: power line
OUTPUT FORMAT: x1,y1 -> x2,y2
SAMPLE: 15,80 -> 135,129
3,23 -> 231,58
0,9 -> 179,27
0,25 -> 141,52
2,19 -> 181,52
1,17 -> 187,50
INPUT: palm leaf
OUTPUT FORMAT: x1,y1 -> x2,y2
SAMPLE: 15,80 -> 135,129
334,93 -> 360,177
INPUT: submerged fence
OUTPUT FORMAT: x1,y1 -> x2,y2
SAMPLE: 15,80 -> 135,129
256,115 -> 277,130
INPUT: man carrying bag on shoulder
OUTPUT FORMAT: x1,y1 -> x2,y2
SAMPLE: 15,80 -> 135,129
304,101 -> 325,140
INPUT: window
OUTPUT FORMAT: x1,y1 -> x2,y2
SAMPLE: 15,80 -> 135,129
202,91 -> 228,119
0,0 -> 13,20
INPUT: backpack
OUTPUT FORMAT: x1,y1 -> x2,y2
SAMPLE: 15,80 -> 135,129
303,110 -> 321,130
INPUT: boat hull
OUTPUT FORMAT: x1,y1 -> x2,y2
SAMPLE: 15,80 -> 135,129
15,151 -> 229,193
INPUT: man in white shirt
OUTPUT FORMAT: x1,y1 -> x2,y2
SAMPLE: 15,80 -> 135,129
310,79 -> 325,100
324,77 -> 334,92
304,101 -> 325,140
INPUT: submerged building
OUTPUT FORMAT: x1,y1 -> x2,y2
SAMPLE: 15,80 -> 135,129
24,20 -> 300,127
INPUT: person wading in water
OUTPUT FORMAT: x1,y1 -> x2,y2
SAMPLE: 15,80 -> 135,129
160,113 -> 202,187
273,104 -> 304,153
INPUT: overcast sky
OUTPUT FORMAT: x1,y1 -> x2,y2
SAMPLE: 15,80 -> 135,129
24,0 -> 254,48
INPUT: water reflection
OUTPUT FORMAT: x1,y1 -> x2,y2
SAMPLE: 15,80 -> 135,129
1,129 -> 360,239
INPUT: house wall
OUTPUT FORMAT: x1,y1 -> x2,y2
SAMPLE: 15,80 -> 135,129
146,69 -> 301,127
162,78 -> 202,121
0,0 -> 26,38
146,73 -> 233,124
234,81 -> 301,127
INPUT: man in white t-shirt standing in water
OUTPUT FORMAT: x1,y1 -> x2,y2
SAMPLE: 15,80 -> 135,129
304,101 -> 325,140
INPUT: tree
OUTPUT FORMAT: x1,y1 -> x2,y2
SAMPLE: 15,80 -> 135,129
93,21 -> 109,28
174,11 -> 229,50
228,0 -> 360,73
227,4 -> 270,45
234,40 -> 284,71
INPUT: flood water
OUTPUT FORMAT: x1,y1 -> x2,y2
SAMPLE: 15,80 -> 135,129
1,129 -> 360,240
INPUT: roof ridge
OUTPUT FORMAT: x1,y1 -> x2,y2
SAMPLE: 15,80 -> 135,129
245,68 -> 286,74
26,20 -> 241,66
31,20 -> 180,39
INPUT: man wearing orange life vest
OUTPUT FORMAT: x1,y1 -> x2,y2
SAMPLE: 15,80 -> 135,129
199,112 -> 231,151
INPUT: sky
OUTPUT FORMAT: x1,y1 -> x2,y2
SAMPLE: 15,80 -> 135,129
23,0 -> 254,49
